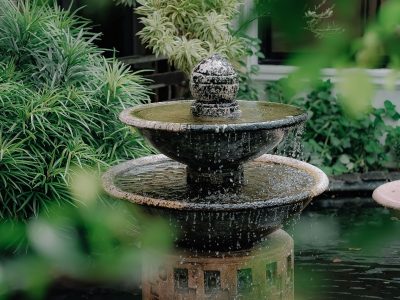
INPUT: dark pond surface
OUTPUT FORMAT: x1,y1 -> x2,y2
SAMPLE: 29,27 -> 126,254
293,200 -> 400,299
46,199 -> 400,299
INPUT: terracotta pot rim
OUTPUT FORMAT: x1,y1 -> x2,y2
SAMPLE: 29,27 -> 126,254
372,180 -> 400,210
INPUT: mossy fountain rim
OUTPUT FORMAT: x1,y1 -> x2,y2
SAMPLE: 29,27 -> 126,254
102,154 -> 329,212
120,100 -> 308,133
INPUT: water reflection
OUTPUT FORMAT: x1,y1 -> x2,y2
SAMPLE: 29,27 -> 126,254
142,229 -> 293,300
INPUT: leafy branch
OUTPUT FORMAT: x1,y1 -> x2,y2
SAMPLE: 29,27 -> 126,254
0,0 -> 153,218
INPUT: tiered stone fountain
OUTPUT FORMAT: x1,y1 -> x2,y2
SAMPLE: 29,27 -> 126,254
102,54 -> 329,251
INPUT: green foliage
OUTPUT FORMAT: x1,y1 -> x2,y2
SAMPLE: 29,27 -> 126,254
355,0 -> 400,69
0,199 -> 172,298
267,80 -> 400,174
386,127 -> 400,163
135,0 -> 244,74
0,149 -> 171,298
0,0 -> 153,218
115,0 -> 136,5
304,0 -> 343,39
134,0 -> 261,100
336,69 -> 374,119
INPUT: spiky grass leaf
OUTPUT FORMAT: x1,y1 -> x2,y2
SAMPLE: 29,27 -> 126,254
0,0 -> 151,218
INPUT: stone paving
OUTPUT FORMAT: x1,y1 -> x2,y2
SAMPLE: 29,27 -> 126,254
325,170 -> 400,196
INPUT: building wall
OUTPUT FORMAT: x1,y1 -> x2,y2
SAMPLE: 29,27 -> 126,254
252,65 -> 400,111
241,0 -> 400,110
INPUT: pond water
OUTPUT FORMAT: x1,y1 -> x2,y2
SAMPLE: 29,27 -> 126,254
293,202 -> 400,299
140,200 -> 400,300
46,199 -> 400,299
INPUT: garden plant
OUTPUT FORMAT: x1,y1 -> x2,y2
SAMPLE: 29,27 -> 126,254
0,0 -> 152,218
0,170 -> 172,298
129,0 -> 262,99
268,80 -> 400,175
0,2 -> 171,297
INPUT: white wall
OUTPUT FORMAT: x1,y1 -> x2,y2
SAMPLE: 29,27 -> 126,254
252,65 -> 400,110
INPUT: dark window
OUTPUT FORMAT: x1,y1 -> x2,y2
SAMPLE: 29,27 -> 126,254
266,261 -> 278,284
57,0 -> 188,102
237,268 -> 253,293
58,0 -> 146,57
259,0 -> 383,64
174,268 -> 189,291
204,270 -> 221,294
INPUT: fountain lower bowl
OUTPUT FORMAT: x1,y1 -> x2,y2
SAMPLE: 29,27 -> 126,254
102,154 -> 328,250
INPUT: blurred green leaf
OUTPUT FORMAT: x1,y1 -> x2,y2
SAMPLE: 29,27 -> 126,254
337,69 -> 373,119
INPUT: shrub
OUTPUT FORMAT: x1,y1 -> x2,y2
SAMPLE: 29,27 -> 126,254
133,0 -> 262,100
0,0 -> 152,218
386,126 -> 400,164
267,80 -> 400,175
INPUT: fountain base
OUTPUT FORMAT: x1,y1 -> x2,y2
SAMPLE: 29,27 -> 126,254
142,229 -> 294,300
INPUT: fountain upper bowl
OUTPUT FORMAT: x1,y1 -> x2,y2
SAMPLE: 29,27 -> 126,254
120,100 -> 308,171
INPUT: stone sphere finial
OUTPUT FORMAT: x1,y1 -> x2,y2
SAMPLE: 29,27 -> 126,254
190,54 -> 240,118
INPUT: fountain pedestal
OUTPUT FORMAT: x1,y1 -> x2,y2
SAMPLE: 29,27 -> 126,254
186,164 -> 244,191
142,229 -> 294,300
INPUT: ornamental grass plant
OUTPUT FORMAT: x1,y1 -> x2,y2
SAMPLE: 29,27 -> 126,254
135,0 -> 247,75
0,0 -> 152,219
132,0 -> 262,99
